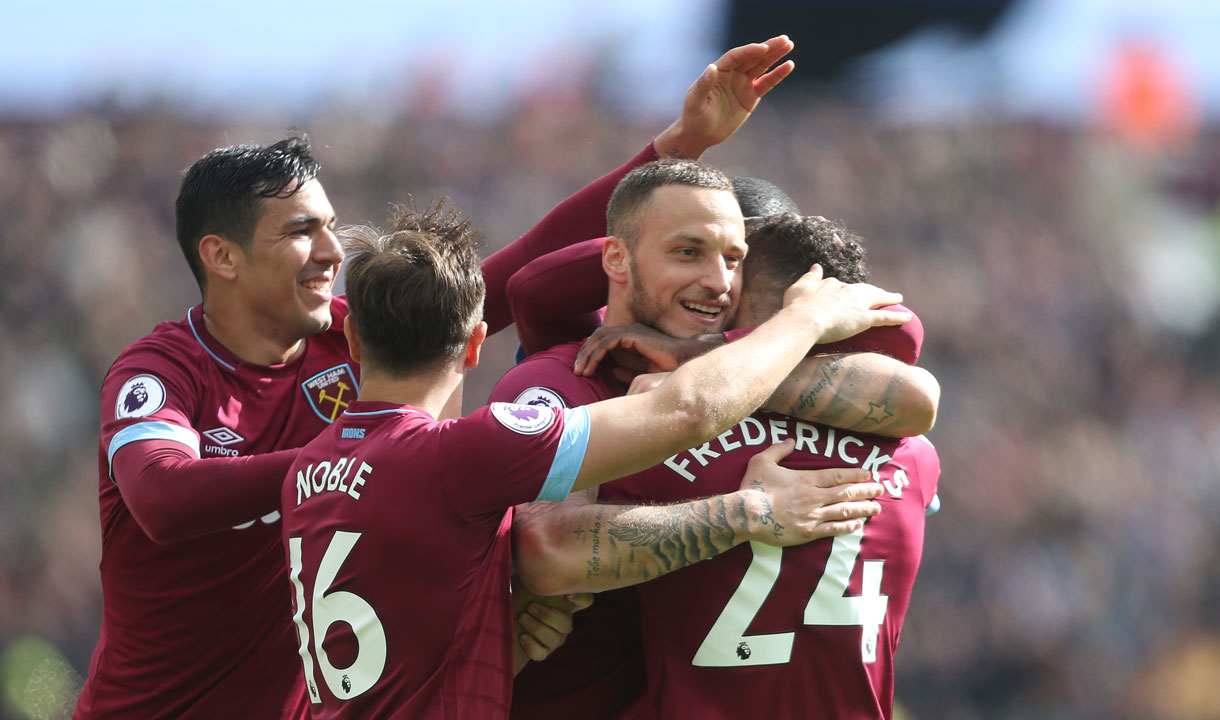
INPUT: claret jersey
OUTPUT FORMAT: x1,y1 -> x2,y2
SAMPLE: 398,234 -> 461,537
600,414 -> 940,720
281,399 -> 591,719
79,300 -> 355,719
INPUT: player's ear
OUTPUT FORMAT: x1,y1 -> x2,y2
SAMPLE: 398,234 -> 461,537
198,234 -> 241,282
603,236 -> 630,285
464,321 -> 487,370
343,314 -> 363,364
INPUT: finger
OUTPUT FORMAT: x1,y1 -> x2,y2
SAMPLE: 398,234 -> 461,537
518,633 -> 550,662
818,500 -> 883,522
753,59 -> 795,99
715,42 -> 771,72
526,602 -> 574,634
753,438 -> 797,465
869,309 -> 912,327
575,331 -> 621,375
518,612 -> 564,653
820,483 -> 884,505
745,36 -> 795,77
565,593 -> 594,612
810,468 -> 873,488
806,517 -> 866,540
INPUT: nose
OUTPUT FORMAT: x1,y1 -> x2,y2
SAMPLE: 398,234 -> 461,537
701,256 -> 734,296
315,226 -> 344,266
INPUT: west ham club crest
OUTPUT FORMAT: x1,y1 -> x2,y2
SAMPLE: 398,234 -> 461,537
302,364 -> 360,423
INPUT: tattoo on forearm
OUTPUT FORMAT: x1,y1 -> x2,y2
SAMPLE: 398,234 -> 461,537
584,506 -> 605,581
791,356 -> 845,416
604,496 -> 751,576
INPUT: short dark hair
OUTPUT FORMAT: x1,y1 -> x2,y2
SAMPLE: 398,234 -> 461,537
744,213 -> 870,312
175,134 -> 321,290
731,176 -> 800,217
606,159 -> 735,248
340,201 -> 485,375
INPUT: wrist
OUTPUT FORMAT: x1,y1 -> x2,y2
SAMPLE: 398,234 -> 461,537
652,121 -> 709,161
736,488 -> 770,544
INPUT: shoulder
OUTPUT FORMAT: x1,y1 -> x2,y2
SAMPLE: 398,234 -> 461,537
105,317 -> 204,392
490,341 -> 605,408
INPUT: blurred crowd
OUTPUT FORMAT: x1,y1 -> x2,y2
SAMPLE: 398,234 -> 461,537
1,88 -> 1218,719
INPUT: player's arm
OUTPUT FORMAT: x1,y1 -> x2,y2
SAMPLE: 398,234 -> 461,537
515,440 -> 881,595
499,36 -> 796,346
506,238 -> 607,356
570,267 -> 906,491
572,318 -> 937,440
764,352 -> 939,437
111,441 -> 296,542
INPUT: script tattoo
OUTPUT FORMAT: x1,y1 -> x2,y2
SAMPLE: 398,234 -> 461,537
585,506 -> 605,580
791,355 -> 846,417
749,479 -> 785,541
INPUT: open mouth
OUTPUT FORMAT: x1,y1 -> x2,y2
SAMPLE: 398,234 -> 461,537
681,300 -> 723,320
301,278 -> 332,294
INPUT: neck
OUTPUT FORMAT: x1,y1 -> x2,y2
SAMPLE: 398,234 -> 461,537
356,362 -> 464,420
602,287 -> 635,328
202,294 -> 305,366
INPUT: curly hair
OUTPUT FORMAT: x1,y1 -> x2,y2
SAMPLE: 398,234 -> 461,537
743,213 -> 870,317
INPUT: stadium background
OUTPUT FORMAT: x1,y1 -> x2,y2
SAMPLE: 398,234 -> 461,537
2,0 -> 1219,717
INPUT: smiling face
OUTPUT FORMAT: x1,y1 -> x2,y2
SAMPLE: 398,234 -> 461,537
619,184 -> 747,338
233,178 -> 342,347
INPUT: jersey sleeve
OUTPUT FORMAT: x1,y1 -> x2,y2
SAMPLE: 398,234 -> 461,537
101,343 -> 291,540
909,434 -> 942,510
488,350 -> 608,409
439,403 -> 592,517
102,345 -> 203,477
481,143 -> 659,335
507,237 -> 609,355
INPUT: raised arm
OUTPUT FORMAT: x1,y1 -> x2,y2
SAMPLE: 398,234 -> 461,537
481,145 -> 655,335
504,36 -> 796,348
571,267 -> 907,491
515,441 -> 881,595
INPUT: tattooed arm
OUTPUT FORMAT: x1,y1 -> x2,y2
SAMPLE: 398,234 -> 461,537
763,353 -> 939,438
513,441 -> 882,595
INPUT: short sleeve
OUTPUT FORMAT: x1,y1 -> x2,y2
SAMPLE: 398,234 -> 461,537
439,404 -> 591,517
101,345 -> 202,483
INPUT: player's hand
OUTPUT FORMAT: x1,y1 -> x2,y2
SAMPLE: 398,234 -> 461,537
784,264 -> 909,345
516,593 -> 594,667
652,35 -> 795,160
574,323 -> 725,377
739,439 -> 883,547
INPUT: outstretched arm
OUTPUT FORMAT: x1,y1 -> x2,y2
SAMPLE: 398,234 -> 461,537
515,441 -> 882,595
652,35 -> 795,160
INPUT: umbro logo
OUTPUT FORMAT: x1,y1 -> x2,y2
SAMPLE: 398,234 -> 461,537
202,427 -> 244,446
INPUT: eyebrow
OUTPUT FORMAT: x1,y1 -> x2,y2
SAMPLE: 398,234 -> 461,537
280,214 -> 336,231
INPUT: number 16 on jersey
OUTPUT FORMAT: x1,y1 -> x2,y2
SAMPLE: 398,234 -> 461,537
288,531 -> 388,702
